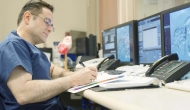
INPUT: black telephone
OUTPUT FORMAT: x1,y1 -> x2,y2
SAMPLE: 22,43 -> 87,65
145,53 -> 190,84
97,55 -> 120,72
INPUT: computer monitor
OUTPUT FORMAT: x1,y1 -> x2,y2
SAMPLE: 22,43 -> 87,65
116,20 -> 138,65
161,2 -> 190,61
88,34 -> 97,57
138,13 -> 162,65
76,37 -> 89,56
102,27 -> 117,58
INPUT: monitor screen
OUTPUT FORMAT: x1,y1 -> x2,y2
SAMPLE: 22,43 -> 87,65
102,27 -> 117,58
116,20 -> 138,65
162,3 -> 190,61
138,13 -> 162,65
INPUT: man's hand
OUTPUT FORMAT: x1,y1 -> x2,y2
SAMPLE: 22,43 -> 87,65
71,66 -> 98,86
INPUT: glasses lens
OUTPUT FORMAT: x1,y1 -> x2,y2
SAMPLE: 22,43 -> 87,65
44,18 -> 51,26
44,18 -> 54,32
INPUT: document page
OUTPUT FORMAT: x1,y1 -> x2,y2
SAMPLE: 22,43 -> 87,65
67,72 -> 124,93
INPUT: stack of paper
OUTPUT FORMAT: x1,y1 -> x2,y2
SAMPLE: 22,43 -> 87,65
67,73 -> 124,93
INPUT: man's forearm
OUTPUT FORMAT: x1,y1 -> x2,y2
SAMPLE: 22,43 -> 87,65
63,71 -> 75,76
50,65 -> 74,79
14,76 -> 75,105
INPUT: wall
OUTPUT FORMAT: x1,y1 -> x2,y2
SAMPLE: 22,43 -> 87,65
2,0 -> 189,48
96,0 -> 190,46
97,0 -> 135,44
99,0 -> 118,44
0,0 -> 86,48
135,0 -> 190,20
118,0 -> 135,23
86,0 -> 99,43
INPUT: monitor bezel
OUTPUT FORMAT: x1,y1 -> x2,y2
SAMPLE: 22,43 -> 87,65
115,20 -> 138,65
137,12 -> 162,65
161,2 -> 190,56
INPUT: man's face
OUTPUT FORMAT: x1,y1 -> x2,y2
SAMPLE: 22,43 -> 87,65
29,7 -> 54,44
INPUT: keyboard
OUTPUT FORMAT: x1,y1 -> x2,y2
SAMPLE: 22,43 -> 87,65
116,65 -> 150,77
99,76 -> 159,89
104,70 -> 126,75
165,79 -> 190,92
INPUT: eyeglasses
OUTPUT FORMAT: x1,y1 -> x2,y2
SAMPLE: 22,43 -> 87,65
31,13 -> 54,32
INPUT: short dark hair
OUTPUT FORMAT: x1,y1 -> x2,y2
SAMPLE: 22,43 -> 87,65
17,0 -> 54,26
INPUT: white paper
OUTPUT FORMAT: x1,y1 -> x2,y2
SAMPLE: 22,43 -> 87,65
67,74 -> 124,93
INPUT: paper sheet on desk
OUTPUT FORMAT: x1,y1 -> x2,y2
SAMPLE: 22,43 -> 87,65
67,73 -> 124,93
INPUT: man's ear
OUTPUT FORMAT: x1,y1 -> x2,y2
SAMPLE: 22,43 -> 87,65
23,11 -> 31,25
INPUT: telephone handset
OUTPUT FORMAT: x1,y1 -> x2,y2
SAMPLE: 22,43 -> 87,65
145,53 -> 179,76
145,53 -> 190,84
97,55 -> 120,72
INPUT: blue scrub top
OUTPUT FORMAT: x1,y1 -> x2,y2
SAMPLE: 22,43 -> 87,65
0,30 -> 64,110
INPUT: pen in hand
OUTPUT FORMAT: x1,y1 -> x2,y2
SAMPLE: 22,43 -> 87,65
79,61 -> 98,82
79,61 -> 86,67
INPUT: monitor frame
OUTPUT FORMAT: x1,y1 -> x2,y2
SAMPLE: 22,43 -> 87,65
161,2 -> 190,57
115,20 -> 138,65
137,12 -> 162,65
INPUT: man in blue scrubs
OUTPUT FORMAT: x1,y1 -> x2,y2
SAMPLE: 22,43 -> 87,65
0,0 -> 97,110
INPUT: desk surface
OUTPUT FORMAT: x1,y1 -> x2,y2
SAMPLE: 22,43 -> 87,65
79,87 -> 190,110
